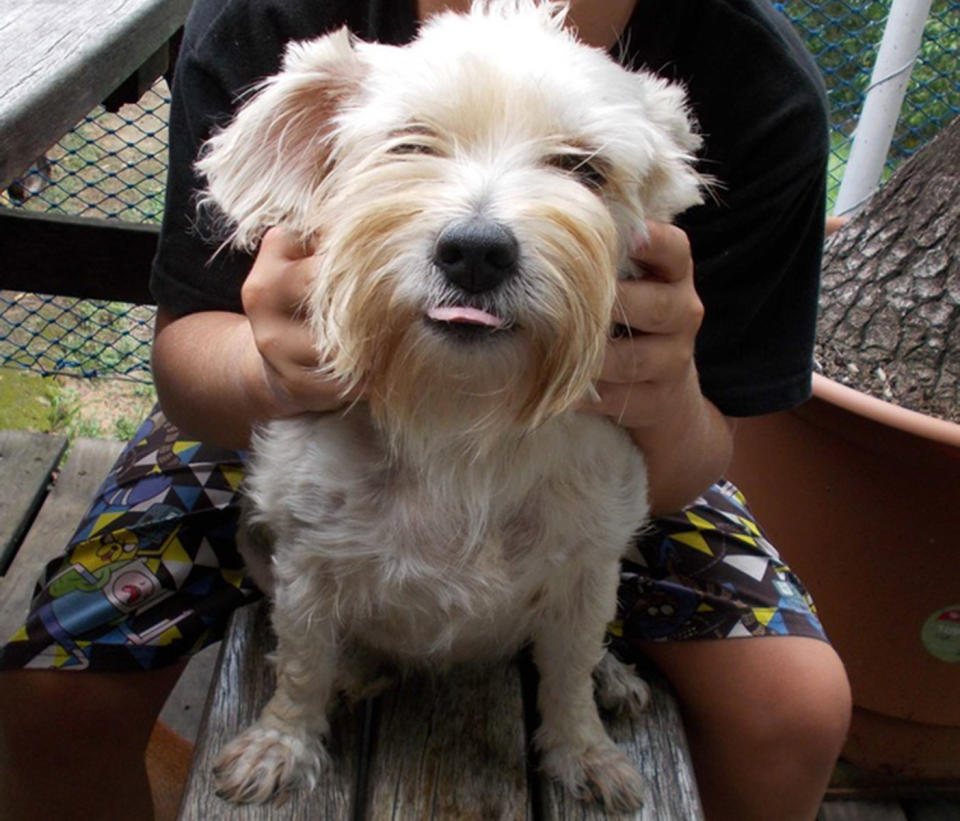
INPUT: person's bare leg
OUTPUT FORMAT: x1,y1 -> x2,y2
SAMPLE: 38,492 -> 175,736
0,663 -> 186,821
641,637 -> 851,821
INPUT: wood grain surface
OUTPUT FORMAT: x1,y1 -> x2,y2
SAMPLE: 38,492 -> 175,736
538,673 -> 704,820
0,0 -> 190,188
364,663 -> 532,820
0,429 -> 66,576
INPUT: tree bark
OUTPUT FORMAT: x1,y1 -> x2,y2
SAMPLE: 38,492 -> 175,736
817,115 -> 959,423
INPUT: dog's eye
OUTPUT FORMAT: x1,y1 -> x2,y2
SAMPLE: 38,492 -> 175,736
388,142 -> 441,157
545,153 -> 607,190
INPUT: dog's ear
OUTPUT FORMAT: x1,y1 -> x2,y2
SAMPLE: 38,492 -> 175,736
197,27 -> 367,250
630,73 -> 706,222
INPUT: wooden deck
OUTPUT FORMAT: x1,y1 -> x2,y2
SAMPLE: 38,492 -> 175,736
0,429 -> 957,820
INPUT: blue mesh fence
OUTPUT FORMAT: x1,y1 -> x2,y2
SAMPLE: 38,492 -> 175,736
1,81 -> 168,383
1,1 -> 958,384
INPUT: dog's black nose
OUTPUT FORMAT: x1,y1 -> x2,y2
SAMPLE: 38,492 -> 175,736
433,219 -> 519,294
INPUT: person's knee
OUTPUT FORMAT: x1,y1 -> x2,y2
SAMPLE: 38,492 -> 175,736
1,664 -> 186,758
798,651 -> 852,765
647,638 -> 851,821
735,643 -> 852,770
668,638 -> 851,768
0,667 -> 183,819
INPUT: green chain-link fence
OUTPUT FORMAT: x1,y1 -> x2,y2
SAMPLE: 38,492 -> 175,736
778,0 -> 959,204
1,0 -> 958,384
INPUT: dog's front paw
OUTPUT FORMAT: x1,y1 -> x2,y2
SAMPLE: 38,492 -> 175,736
593,652 -> 651,719
213,724 -> 327,805
540,738 -> 649,812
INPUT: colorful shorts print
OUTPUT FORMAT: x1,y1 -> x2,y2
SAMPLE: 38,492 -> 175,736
609,480 -> 826,662
0,408 -> 259,671
0,407 -> 826,673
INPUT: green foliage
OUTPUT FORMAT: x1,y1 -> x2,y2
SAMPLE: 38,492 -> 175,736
897,6 -> 960,153
783,0 -> 890,127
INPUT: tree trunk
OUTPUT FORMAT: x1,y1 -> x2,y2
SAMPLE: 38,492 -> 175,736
816,115 -> 959,423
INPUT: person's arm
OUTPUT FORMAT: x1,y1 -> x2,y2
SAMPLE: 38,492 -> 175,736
586,208 -> 848,512
152,229 -> 357,449
625,373 -> 734,516
150,1 -> 379,448
582,221 -> 733,515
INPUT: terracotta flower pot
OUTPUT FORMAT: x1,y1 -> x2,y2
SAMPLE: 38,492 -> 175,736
727,373 -> 960,779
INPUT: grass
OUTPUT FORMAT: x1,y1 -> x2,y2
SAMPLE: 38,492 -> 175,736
0,291 -> 154,379
0,366 -> 156,443
0,368 -> 59,431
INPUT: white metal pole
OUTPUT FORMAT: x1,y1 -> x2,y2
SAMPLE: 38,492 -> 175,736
833,0 -> 934,216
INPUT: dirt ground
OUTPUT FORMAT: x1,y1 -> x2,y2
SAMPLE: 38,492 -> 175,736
56,375 -> 156,440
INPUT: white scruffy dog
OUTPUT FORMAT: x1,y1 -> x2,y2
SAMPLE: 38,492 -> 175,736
199,0 -> 703,811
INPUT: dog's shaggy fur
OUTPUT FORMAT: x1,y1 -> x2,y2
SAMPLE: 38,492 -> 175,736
199,1 -> 703,810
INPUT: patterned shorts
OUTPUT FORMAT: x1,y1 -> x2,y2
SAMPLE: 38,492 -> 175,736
0,406 -> 826,672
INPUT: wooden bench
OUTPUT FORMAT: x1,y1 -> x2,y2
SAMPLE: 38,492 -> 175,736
1,0 -> 191,191
178,601 -> 704,820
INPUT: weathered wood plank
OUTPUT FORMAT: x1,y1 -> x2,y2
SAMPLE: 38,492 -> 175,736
0,430 -> 66,576
826,759 -> 960,802
364,662 -> 532,820
0,0 -> 191,189
0,211 -> 158,304
178,601 -> 361,821
818,800 -> 909,821
539,674 -> 704,821
902,800 -> 960,821
0,437 -> 123,638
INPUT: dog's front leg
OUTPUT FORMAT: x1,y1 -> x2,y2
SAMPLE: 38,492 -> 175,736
532,560 -> 649,811
214,584 -> 341,805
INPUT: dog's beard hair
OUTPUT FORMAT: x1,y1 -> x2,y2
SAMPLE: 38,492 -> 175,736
307,153 -> 619,461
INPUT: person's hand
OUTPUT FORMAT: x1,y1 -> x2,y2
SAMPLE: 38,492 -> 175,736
241,227 -> 360,417
583,220 -> 704,430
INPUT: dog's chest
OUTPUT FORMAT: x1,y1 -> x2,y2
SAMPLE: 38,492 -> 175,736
351,507 -> 550,659
323,466 -> 578,652
247,410 -> 647,658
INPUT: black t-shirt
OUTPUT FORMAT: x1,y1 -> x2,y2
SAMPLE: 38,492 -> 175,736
150,0 -> 829,417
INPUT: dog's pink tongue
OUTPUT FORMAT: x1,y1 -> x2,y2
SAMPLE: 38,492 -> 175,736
427,306 -> 503,328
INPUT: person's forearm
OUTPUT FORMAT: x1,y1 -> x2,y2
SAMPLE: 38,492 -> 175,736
152,309 -> 278,449
627,368 -> 734,516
